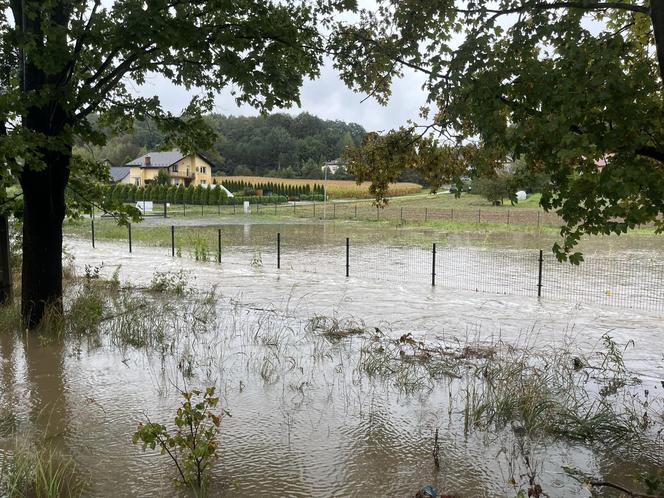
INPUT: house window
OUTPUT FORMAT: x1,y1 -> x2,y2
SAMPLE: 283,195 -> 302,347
134,177 -> 141,186
201,166 -> 207,174
172,164 -> 178,173
201,180 -> 207,186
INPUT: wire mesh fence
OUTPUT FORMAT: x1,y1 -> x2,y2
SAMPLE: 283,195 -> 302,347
542,254 -> 664,311
118,201 -> 565,228
86,222 -> 664,312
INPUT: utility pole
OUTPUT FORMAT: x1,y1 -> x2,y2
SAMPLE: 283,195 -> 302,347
323,165 -> 328,221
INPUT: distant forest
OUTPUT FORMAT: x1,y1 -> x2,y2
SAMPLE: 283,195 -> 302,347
76,112 -> 366,178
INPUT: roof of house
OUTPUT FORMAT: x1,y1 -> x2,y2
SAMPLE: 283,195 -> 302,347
124,150 -> 220,169
109,166 -> 130,182
125,150 -> 186,168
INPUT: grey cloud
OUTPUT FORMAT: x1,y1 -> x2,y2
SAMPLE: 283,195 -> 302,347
131,59 -> 430,132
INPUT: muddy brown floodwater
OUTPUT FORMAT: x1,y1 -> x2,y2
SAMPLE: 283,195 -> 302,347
1,222 -> 663,497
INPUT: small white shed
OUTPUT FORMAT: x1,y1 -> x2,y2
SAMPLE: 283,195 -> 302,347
136,201 -> 154,213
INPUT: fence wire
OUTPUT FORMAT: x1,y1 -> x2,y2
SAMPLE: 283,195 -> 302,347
434,247 -> 538,297
543,254 -> 664,311
88,223 -> 664,312
132,201 -> 566,227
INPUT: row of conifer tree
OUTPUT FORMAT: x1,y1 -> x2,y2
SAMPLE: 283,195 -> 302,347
108,182 -> 330,206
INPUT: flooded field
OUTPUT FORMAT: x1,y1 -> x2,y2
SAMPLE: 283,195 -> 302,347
2,222 -> 663,497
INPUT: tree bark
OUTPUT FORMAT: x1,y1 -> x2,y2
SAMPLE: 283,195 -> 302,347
652,0 -> 664,86
15,0 -> 73,329
20,147 -> 70,329
0,213 -> 11,304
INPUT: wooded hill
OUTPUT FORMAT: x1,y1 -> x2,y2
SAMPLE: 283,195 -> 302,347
76,113 -> 366,177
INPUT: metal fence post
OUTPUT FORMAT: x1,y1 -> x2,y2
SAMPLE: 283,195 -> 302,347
478,209 -> 481,224
201,204 -> 204,216
313,201 -> 316,218
400,207 -> 403,223
507,210 -> 510,225
91,219 -> 95,248
171,226 -> 175,257
432,243 -> 436,287
184,203 -> 186,216
293,202 -> 296,215
277,232 -> 281,269
451,208 -> 454,221
376,206 -> 379,221
128,223 -> 132,253
537,249 -> 543,298
333,203 -> 336,220
345,237 -> 350,277
217,203 -> 221,215
354,203 -> 357,218
424,207 -> 428,223
164,202 -> 167,218
217,229 -> 222,263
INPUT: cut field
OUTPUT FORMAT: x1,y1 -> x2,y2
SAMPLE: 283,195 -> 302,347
218,175 -> 423,200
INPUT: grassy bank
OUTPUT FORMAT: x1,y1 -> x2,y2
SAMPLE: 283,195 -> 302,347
98,191 -> 563,229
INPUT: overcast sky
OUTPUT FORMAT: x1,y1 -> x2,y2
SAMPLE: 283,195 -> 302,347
132,58 -> 430,132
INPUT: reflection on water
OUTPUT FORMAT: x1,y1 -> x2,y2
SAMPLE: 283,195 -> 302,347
1,227 -> 663,497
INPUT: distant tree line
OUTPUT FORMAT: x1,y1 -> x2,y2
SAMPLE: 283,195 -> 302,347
223,179 -> 324,197
76,113 -> 366,178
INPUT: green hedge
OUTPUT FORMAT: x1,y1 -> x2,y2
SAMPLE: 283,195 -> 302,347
222,179 -> 325,197
105,184 -> 288,206
299,194 -> 325,202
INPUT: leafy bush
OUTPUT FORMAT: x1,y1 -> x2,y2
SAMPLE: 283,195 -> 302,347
132,387 -> 225,495
299,194 -> 325,201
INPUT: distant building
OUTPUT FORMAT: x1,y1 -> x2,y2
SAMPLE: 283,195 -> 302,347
124,150 -> 215,188
322,159 -> 346,175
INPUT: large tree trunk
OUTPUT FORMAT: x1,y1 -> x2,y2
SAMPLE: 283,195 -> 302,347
653,0 -> 664,86
20,147 -> 70,329
10,0 -> 74,328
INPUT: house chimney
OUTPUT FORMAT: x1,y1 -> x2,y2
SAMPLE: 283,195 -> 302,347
144,155 -> 151,167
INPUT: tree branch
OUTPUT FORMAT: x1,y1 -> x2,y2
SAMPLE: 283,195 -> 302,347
456,1 -> 649,16
635,145 -> 664,162
586,480 -> 660,498
65,0 -> 102,85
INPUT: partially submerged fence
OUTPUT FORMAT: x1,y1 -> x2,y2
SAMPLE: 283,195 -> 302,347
86,223 -> 664,312
115,200 -> 564,228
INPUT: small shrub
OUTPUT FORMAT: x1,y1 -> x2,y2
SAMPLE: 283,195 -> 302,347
132,387 -> 225,495
189,235 -> 209,262
149,271 -> 189,295
68,292 -> 104,336
250,250 -> 262,269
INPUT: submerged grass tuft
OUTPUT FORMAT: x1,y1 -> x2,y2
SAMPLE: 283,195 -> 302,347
0,441 -> 83,498
307,315 -> 367,341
